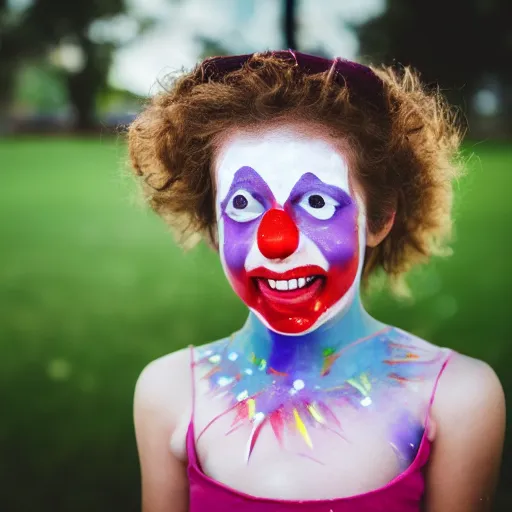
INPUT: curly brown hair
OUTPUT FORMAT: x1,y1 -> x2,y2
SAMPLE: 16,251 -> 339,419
128,51 -> 463,289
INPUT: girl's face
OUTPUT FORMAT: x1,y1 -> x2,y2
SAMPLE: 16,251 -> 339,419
214,125 -> 367,335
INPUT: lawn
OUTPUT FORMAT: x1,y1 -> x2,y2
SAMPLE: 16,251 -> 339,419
0,137 -> 510,511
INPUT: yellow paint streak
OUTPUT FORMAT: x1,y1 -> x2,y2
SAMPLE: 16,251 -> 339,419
307,404 -> 325,424
347,377 -> 368,397
293,408 -> 313,448
247,398 -> 255,419
360,372 -> 371,392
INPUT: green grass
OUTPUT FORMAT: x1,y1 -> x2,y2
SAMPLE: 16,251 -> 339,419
0,137 -> 510,511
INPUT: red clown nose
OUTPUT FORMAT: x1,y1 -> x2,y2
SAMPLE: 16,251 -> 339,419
257,209 -> 299,260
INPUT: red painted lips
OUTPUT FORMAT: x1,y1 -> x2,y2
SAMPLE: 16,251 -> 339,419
247,265 -> 326,281
245,265 -> 327,330
230,258 -> 359,335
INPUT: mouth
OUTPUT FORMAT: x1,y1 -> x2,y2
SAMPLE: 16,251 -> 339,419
247,265 -> 327,307
259,275 -> 322,291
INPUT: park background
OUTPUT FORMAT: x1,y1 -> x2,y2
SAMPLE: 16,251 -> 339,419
1,0 -> 511,510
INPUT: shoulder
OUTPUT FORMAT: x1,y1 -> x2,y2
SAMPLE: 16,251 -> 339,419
432,351 -> 505,427
134,347 -> 193,428
134,340 -> 227,425
422,352 -> 505,509
427,351 -> 505,453
389,329 -> 505,432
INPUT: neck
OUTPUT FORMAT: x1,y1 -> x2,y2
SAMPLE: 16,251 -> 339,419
241,290 -> 386,374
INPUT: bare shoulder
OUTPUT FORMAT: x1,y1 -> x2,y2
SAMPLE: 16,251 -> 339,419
134,347 -> 193,426
422,351 -> 505,510
134,339 -> 227,426
392,328 -> 505,431
431,351 -> 505,428
133,346 -> 210,512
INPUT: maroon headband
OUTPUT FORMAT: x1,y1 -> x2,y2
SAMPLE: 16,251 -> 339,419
200,50 -> 386,112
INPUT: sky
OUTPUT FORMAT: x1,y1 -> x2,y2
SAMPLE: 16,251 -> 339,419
110,0 -> 385,96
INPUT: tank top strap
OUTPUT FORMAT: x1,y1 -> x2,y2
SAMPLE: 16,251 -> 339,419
188,344 -> 197,424
186,344 -> 201,468
424,348 -> 454,432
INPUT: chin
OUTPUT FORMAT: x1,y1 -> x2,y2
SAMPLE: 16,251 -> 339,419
251,279 -> 358,336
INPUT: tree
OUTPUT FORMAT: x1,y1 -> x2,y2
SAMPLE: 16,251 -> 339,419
0,0 -> 40,117
1,0 -> 149,130
282,0 -> 298,50
24,0 -> 131,130
355,0 -> 512,134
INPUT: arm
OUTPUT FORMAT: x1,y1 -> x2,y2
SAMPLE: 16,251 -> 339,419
134,351 -> 191,512
424,354 -> 505,512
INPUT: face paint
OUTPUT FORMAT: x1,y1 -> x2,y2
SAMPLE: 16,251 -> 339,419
215,127 -> 364,335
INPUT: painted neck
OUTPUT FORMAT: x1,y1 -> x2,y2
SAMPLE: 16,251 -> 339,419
243,291 -> 386,374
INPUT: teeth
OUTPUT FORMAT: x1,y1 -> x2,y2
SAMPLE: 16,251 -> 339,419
265,276 -> 319,291
276,280 -> 288,291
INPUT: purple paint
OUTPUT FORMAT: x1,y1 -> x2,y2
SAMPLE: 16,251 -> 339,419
220,166 -> 274,272
285,172 -> 358,264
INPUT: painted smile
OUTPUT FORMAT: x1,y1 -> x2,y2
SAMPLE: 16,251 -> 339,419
248,265 -> 326,308
262,275 -> 320,291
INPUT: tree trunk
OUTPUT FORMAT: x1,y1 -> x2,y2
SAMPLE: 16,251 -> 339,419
67,71 -> 98,131
283,0 -> 297,50
66,40 -> 112,131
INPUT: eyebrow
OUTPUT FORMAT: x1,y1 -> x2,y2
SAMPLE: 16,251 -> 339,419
287,172 -> 352,205
219,166 -> 275,211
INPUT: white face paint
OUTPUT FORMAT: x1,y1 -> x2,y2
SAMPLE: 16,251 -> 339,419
215,125 -> 367,335
215,128 -> 350,212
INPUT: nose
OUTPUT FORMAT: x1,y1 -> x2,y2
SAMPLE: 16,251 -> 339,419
257,209 -> 299,260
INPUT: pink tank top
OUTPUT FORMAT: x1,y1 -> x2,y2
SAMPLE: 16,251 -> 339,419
186,349 -> 452,512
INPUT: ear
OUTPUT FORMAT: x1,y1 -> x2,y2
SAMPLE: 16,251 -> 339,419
366,211 -> 395,248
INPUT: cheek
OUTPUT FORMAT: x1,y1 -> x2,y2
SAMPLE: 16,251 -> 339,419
294,204 -> 359,265
220,216 -> 258,272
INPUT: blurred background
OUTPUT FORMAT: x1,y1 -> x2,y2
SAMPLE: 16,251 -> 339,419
0,0 -> 510,510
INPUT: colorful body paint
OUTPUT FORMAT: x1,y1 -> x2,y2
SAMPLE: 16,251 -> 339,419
204,126 -> 449,467
196,317 -> 447,466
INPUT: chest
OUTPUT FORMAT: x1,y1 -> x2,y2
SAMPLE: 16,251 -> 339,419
188,377 -> 428,500
182,331 -> 444,500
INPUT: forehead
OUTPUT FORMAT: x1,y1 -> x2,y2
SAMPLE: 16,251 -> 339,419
214,126 -> 350,205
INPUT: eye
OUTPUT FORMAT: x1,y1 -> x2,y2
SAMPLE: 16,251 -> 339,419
298,192 -> 339,220
308,194 -> 325,209
233,194 -> 248,209
225,189 -> 265,222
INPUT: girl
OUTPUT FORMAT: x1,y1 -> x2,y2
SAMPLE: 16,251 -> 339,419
129,51 -> 505,512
